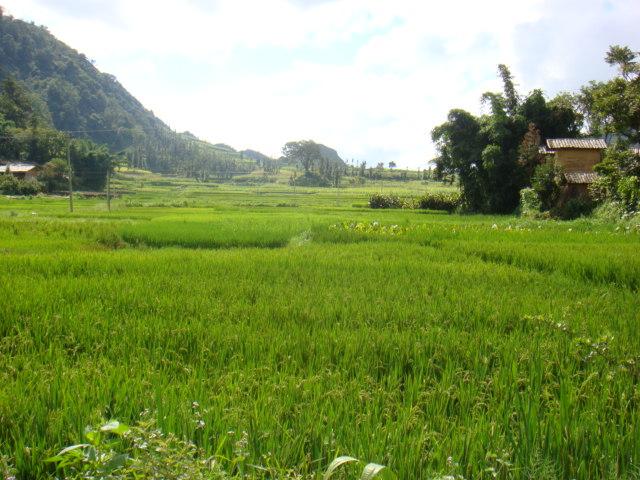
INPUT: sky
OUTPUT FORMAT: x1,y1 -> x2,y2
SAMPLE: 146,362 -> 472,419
3,0 -> 639,168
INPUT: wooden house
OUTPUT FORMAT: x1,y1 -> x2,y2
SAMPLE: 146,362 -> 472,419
0,162 -> 39,180
544,138 -> 607,198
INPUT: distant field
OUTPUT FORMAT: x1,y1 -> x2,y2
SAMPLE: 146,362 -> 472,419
0,174 -> 639,479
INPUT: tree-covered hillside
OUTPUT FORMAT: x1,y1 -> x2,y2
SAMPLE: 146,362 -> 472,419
0,11 -> 252,177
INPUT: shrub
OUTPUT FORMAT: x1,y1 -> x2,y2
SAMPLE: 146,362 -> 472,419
592,143 -> 640,213
369,193 -> 404,209
616,175 -> 640,212
46,417 -> 228,480
289,172 -> 330,187
0,174 -> 41,195
531,160 -> 563,211
592,200 -> 625,222
555,197 -> 595,220
519,187 -> 541,216
416,191 -> 461,212
38,159 -> 69,192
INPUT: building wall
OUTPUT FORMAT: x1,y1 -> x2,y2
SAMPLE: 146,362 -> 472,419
555,149 -> 601,173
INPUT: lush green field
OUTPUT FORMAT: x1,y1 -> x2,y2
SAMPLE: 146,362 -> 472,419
1,175 -> 639,479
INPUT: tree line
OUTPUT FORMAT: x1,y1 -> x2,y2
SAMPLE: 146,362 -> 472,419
432,45 -> 640,215
0,76 -> 111,193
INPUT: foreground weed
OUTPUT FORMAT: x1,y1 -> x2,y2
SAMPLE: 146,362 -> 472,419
1,454 -> 16,480
329,221 -> 411,236
46,416 -> 227,480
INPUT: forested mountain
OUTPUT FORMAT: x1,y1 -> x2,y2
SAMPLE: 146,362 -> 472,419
0,11 -> 252,177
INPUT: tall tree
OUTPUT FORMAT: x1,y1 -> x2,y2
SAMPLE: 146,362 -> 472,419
579,45 -> 640,142
498,64 -> 519,117
282,140 -> 321,174
433,65 -> 582,213
605,45 -> 639,80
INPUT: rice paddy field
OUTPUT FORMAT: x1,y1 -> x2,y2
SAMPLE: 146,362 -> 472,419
1,172 -> 639,479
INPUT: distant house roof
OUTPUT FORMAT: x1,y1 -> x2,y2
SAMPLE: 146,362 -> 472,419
546,138 -> 607,150
0,162 -> 38,173
564,172 -> 599,184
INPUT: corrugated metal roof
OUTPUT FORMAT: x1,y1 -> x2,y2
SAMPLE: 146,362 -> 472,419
546,138 -> 607,149
0,162 -> 38,173
564,172 -> 599,184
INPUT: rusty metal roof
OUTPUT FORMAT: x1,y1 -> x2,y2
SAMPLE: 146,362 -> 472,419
0,162 -> 38,173
564,172 -> 599,184
546,138 -> 607,149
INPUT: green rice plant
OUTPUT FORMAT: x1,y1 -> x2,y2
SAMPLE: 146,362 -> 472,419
0,175 -> 639,479
118,213 -> 318,249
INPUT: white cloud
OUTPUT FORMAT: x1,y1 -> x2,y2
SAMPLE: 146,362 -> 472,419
3,0 -> 639,167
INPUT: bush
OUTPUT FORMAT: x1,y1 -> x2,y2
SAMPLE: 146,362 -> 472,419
592,201 -> 626,222
616,175 -> 640,212
368,192 -> 460,211
0,174 -> 41,195
519,187 -> 541,216
46,416 -> 228,480
592,143 -> 640,213
289,172 -> 330,187
38,158 -> 68,192
368,193 -> 404,209
531,160 -> 563,211
555,197 -> 595,220
416,191 -> 461,212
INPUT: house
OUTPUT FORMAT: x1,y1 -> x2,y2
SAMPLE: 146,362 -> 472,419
544,138 -> 607,198
0,162 -> 40,180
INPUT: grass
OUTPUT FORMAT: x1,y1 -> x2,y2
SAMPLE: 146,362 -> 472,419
0,173 -> 639,479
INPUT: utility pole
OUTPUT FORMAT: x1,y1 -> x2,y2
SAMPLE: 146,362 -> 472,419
67,138 -> 74,213
106,165 -> 111,212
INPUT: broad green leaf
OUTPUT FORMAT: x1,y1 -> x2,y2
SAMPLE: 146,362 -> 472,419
100,420 -> 130,435
44,455 -> 64,463
360,463 -> 392,480
104,453 -> 129,472
56,444 -> 89,456
323,456 -> 360,480
85,429 -> 99,445
85,445 -> 97,462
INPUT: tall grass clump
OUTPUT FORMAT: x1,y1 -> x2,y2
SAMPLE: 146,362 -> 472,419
416,191 -> 461,212
368,194 -> 406,209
